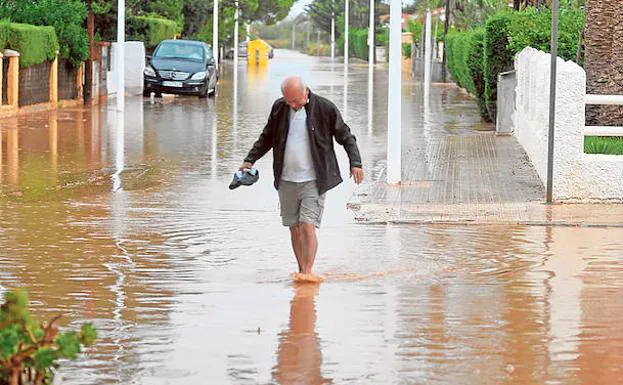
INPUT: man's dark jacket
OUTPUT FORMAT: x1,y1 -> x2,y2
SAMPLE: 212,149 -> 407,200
244,89 -> 362,195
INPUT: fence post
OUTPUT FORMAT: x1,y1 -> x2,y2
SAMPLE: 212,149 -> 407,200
49,53 -> 59,104
4,50 -> 20,110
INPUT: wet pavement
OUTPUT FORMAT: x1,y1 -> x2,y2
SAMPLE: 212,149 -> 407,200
1,50 -> 623,384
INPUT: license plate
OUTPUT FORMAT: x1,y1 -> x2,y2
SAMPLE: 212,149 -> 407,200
162,81 -> 183,88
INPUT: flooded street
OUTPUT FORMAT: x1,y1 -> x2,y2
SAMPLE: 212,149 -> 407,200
1,50 -> 622,384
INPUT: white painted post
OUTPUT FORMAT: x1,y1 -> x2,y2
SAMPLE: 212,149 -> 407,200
116,0 -> 125,111
234,1 -> 239,66
331,11 -> 335,61
386,0 -> 402,184
344,0 -> 349,69
213,0 -> 219,64
368,0 -> 374,66
292,23 -> 296,50
246,24 -> 250,42
424,9 -> 432,97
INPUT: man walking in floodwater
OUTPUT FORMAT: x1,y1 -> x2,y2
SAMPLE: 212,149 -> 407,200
241,76 -> 364,282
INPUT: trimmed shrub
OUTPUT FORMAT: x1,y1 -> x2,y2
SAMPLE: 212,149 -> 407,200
484,12 -> 514,122
0,20 -> 7,49
0,0 -> 88,67
484,7 -> 584,121
350,28 -> 369,60
0,22 -> 59,68
446,28 -> 488,120
127,15 -> 180,48
468,29 -> 487,120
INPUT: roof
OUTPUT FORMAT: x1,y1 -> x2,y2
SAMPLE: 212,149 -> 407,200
160,39 -> 206,46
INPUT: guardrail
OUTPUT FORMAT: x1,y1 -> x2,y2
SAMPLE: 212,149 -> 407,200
585,94 -> 623,136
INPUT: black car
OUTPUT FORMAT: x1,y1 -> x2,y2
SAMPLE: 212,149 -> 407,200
143,39 -> 219,98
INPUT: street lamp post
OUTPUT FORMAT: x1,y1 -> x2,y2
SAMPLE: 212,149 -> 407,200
386,0 -> 401,183
213,0 -> 219,64
546,0 -> 559,203
234,1 -> 239,67
368,0 -> 374,67
116,0 -> 125,111
344,0 -> 349,70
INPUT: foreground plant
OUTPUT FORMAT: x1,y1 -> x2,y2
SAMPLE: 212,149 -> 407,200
0,289 -> 96,385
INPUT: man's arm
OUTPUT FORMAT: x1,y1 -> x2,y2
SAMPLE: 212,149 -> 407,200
330,104 -> 364,183
242,106 -> 276,168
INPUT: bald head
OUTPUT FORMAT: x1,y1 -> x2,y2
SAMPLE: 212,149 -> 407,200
281,76 -> 307,93
281,76 -> 308,110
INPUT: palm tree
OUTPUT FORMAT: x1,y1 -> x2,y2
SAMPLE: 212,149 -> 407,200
584,0 -> 623,125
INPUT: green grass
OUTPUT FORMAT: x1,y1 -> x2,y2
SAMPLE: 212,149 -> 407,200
584,136 -> 623,155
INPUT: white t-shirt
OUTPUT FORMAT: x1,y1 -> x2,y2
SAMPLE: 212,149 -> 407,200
281,107 -> 316,182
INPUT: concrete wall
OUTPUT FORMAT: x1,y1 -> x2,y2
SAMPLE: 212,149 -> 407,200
514,47 -> 623,201
110,41 -> 145,96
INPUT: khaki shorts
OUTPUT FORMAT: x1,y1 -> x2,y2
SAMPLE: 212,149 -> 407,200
278,180 -> 326,228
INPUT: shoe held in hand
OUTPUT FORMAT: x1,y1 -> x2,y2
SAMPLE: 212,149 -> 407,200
229,168 -> 259,190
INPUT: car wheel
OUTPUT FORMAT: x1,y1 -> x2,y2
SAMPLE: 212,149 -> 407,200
143,89 -> 151,97
208,83 -> 217,98
198,85 -> 209,99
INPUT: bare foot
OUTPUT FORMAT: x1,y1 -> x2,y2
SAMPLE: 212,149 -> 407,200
291,272 -> 324,283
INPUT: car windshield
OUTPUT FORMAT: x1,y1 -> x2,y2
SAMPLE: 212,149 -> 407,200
154,42 -> 205,61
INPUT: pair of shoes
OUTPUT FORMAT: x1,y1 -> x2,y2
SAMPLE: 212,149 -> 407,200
229,168 -> 259,190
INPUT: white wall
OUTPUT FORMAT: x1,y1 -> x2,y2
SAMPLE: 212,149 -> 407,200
514,47 -> 623,201
109,41 -> 145,95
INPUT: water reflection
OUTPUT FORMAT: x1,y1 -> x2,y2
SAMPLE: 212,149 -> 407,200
111,111 -> 124,192
273,283 -> 331,385
6,119 -> 19,186
1,50 -> 623,385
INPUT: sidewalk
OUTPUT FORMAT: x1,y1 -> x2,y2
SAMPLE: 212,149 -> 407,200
348,83 -> 623,226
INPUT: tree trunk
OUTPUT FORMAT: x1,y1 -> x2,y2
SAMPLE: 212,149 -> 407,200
585,0 -> 623,125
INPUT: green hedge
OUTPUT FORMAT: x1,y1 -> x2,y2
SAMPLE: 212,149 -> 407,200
0,21 -> 59,68
484,7 -> 584,121
350,28 -> 369,60
446,28 -> 488,120
127,15 -> 179,49
0,0 -> 88,67
468,29 -> 487,120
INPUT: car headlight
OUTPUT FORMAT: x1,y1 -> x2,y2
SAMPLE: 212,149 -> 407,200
144,66 -> 156,77
191,72 -> 207,80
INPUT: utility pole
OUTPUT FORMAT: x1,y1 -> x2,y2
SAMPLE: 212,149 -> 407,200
213,0 -> 219,64
116,0 -> 125,111
344,0 -> 349,69
386,0 -> 402,183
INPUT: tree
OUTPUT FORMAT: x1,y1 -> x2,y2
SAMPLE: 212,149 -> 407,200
246,0 -> 296,25
584,0 -> 623,125
306,0 -> 383,37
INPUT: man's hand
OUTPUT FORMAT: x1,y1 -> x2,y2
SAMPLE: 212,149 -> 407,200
240,161 -> 253,171
350,167 -> 364,184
